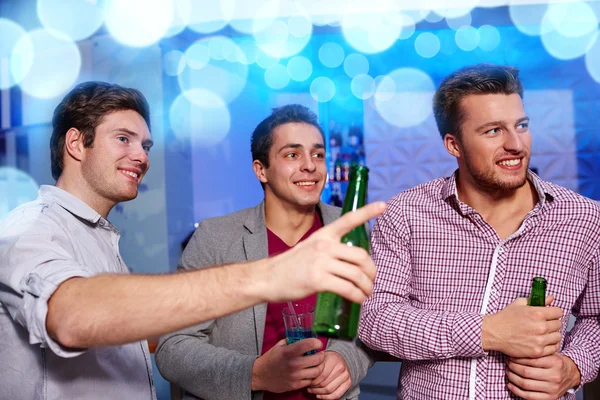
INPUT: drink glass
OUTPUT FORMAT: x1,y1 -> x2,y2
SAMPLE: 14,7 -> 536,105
282,303 -> 317,355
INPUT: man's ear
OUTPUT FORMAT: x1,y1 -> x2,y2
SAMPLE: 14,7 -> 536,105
64,128 -> 86,162
444,133 -> 462,159
252,160 -> 268,184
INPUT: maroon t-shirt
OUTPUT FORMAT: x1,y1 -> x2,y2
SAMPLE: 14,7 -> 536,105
262,212 -> 328,400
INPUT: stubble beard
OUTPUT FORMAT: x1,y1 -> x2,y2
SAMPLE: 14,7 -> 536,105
463,150 -> 529,194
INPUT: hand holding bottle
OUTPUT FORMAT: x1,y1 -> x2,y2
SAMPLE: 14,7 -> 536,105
482,296 -> 563,358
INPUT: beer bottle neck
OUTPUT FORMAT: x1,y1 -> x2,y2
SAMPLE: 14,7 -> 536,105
342,168 -> 368,214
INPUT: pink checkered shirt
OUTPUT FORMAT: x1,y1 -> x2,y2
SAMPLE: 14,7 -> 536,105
359,171 -> 600,400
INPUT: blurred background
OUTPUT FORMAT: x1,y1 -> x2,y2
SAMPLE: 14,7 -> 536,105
0,0 -> 599,398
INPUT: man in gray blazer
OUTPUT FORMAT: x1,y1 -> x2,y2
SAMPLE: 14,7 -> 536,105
156,105 -> 372,400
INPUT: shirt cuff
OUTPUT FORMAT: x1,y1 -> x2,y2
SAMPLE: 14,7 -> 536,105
560,347 -> 591,392
451,312 -> 486,358
20,262 -> 93,358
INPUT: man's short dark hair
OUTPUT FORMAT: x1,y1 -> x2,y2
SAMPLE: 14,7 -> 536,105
433,63 -> 524,139
251,104 -> 325,169
50,81 -> 151,180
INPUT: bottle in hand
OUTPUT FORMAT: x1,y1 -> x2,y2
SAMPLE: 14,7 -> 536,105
313,165 -> 370,340
528,277 -> 547,307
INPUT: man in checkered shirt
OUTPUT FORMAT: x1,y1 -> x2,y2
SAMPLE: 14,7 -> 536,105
359,64 -> 600,400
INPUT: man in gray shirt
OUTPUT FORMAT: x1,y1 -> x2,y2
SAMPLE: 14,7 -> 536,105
0,82 -> 384,399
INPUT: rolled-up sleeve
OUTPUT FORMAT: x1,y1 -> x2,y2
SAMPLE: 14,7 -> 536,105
0,211 -> 93,358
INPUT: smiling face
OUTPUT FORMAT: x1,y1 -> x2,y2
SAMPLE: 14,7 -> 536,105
445,93 -> 531,193
254,122 -> 326,210
80,109 -> 153,206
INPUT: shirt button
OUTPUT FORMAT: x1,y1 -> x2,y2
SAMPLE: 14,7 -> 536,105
476,378 -> 483,385
490,289 -> 497,296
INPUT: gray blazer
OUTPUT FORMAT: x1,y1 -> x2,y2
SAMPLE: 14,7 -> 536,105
155,201 -> 373,400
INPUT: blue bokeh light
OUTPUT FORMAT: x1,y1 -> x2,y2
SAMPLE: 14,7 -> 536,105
178,36 -> 248,104
256,51 -> 280,69
455,26 -> 480,51
236,39 -> 259,65
374,68 -> 435,128
163,50 -> 186,77
423,11 -> 444,23
12,29 -> 81,99
169,89 -> 231,146
37,0 -> 104,41
478,25 -> 501,51
350,74 -> 376,100
415,32 -> 441,58
264,64 -> 290,89
105,0 -> 173,48
319,42 -> 345,68
0,18 -> 29,89
585,35 -> 600,83
343,53 -> 369,78
286,56 -> 312,82
509,3 -> 549,36
0,167 -> 39,219
310,77 -> 336,102
398,14 -> 416,40
541,28 -> 599,60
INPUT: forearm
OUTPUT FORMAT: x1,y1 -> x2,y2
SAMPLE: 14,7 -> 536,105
359,302 -> 485,360
47,261 -> 270,348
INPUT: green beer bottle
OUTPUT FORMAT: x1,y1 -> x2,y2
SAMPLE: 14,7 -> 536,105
528,277 -> 547,306
313,165 -> 369,340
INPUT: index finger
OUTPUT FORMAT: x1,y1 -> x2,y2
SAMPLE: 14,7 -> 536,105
316,202 -> 386,239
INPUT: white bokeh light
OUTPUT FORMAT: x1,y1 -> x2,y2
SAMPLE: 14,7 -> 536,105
264,63 -> 290,89
415,32 -> 441,58
351,74 -> 376,100
0,167 -> 39,219
343,53 -> 369,78
38,0 -> 104,41
188,0 -> 235,34
509,3 -> 550,36
163,50 -> 186,77
585,35 -> 600,83
374,68 -> 435,128
105,0 -> 173,48
12,29 -> 81,99
310,77 -> 336,102
178,36 -> 248,104
319,42 -> 345,68
341,3 -> 404,54
169,89 -> 231,146
286,56 -> 312,81
541,4 -> 599,61
455,26 -> 480,51
0,18 -> 30,89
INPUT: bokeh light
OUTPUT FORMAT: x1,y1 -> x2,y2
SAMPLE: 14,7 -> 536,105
545,1 -> 598,38
185,41 -> 210,69
255,51 -> 280,69
343,53 -> 369,78
509,3 -> 549,36
478,25 -> 501,51
253,2 -> 312,58
446,13 -> 472,30
310,77 -> 336,102
105,0 -> 173,48
319,42 -> 345,68
163,0 -> 191,38
37,0 -> 104,41
415,32 -> 441,58
374,68 -> 435,128
0,167 -> 39,219
264,63 -> 290,89
341,10 -> 402,54
455,26 -> 480,51
286,56 -> 312,81
178,36 -> 248,104
236,39 -> 259,65
12,29 -> 81,99
541,28 -> 599,60
163,50 -> 186,77
351,74 -> 376,100
585,35 -> 600,83
422,11 -> 444,23
188,0 -> 234,33
0,18 -> 30,89
169,89 -> 231,146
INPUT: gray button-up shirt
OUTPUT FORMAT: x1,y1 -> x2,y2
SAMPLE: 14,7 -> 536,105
0,185 -> 156,400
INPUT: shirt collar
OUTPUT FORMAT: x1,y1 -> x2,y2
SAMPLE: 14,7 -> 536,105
441,169 -> 555,215
39,185 -> 103,224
